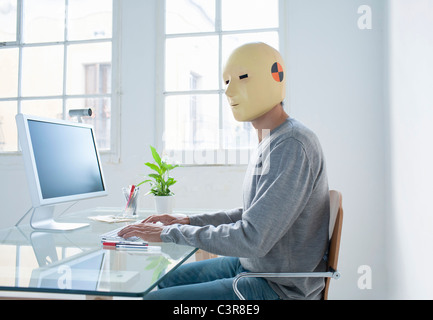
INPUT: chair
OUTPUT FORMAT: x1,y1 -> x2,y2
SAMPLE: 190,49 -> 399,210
232,190 -> 343,300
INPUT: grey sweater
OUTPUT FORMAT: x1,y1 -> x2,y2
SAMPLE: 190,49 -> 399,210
161,118 -> 330,300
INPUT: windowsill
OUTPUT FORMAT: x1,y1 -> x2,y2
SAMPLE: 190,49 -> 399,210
164,148 -> 255,167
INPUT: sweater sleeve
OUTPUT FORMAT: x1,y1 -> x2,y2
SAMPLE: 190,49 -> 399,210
161,138 -> 315,258
188,207 -> 243,227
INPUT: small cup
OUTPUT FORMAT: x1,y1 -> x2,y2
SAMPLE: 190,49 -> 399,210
121,186 -> 139,217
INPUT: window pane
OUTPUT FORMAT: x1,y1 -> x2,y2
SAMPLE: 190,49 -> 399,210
165,94 -> 219,151
21,45 -> 64,97
22,0 -> 65,43
66,42 -> 112,95
21,99 -> 63,119
0,0 -> 17,42
222,98 -> 257,150
0,48 -> 18,98
221,0 -> 279,31
222,32 -> 279,65
166,36 -> 218,91
166,0 -> 215,34
68,0 -> 113,41
0,101 -> 17,152
66,98 -> 111,150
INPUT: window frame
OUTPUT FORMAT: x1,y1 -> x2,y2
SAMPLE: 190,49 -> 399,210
0,0 -> 121,163
156,0 -> 288,166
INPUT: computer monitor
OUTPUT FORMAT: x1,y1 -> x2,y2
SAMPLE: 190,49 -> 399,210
16,114 -> 107,231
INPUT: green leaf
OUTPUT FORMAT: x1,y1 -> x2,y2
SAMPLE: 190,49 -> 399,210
164,163 -> 179,171
165,177 -> 174,185
160,162 -> 169,171
145,162 -> 161,174
150,145 -> 162,167
159,163 -> 167,175
136,179 -> 151,187
148,173 -> 160,181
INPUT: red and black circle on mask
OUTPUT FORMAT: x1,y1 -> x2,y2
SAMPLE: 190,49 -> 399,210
271,62 -> 284,82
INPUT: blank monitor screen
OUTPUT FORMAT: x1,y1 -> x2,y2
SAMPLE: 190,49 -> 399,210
28,119 -> 105,200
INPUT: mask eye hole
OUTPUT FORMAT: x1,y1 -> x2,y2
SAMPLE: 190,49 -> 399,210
239,74 -> 248,80
225,80 -> 230,85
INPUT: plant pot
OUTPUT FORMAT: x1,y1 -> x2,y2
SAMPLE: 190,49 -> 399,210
154,195 -> 175,214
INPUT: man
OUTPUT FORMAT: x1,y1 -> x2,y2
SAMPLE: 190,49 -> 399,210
119,43 -> 330,300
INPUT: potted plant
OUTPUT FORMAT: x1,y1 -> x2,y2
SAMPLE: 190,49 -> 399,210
137,145 -> 179,214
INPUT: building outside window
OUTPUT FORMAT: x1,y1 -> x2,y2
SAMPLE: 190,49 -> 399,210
0,0 -> 114,153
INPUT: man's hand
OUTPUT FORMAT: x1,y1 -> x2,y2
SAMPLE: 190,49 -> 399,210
142,214 -> 190,226
117,214 -> 190,242
117,223 -> 164,242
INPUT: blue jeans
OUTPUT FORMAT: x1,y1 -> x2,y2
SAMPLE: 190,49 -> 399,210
143,257 -> 280,300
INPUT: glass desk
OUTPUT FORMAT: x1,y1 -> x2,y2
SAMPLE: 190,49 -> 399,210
0,208 -> 197,299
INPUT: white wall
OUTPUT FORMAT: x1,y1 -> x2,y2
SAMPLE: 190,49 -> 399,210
285,0 -> 389,299
388,0 -> 433,300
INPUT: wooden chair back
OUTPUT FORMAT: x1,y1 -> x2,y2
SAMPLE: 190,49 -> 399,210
323,190 -> 343,300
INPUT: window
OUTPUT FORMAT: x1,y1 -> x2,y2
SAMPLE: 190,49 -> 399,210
0,0 -> 114,153
161,0 -> 282,165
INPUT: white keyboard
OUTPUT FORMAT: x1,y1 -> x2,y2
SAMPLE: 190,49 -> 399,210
100,225 -> 145,243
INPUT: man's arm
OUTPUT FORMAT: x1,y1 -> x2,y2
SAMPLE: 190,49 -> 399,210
119,208 -> 243,242
188,207 -> 243,227
142,208 -> 243,227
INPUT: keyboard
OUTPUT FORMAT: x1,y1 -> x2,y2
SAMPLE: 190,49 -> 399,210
100,225 -> 147,244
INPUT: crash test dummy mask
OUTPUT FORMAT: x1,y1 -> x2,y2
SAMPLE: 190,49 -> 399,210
223,42 -> 286,122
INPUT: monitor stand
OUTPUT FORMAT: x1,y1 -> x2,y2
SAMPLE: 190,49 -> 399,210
30,206 -> 89,231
